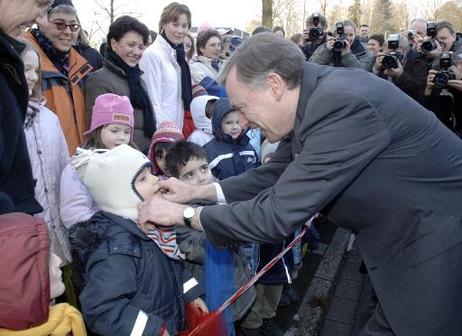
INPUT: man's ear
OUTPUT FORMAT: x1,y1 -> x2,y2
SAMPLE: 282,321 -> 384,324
266,72 -> 286,101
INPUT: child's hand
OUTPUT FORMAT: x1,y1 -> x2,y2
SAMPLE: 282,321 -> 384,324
192,297 -> 209,314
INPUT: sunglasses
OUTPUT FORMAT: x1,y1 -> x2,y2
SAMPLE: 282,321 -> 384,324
50,21 -> 80,32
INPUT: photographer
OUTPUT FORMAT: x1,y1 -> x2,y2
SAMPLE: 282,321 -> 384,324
301,12 -> 328,60
421,21 -> 462,66
407,18 -> 427,50
372,33 -> 427,104
309,20 -> 372,70
424,55 -> 462,135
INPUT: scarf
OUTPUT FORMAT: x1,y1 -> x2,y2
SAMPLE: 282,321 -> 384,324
25,100 -> 41,129
147,226 -> 184,260
105,50 -> 155,138
30,29 -> 70,77
161,31 -> 193,111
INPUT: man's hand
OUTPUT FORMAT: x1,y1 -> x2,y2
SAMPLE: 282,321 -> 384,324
448,80 -> 462,92
159,178 -> 218,204
340,39 -> 351,56
192,297 -> 209,314
384,59 -> 404,79
158,178 -> 196,204
138,196 -> 185,233
424,69 -> 438,96
423,39 -> 442,59
325,35 -> 335,51
373,52 -> 386,73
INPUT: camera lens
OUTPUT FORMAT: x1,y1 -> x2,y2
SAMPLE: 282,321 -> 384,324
333,40 -> 345,51
382,55 -> 397,69
421,40 -> 437,52
433,72 -> 449,89
308,27 -> 321,40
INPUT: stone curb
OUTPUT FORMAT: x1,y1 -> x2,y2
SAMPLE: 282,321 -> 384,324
292,227 -> 351,336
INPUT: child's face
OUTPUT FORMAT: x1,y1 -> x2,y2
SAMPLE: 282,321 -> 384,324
178,157 -> 213,186
221,111 -> 242,140
154,149 -> 169,176
134,167 -> 161,200
100,124 -> 132,149
23,50 -> 39,97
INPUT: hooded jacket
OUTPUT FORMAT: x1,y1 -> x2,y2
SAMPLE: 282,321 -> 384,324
24,99 -> 71,262
25,31 -> 93,154
203,98 -> 259,180
188,95 -> 218,146
70,211 -> 203,336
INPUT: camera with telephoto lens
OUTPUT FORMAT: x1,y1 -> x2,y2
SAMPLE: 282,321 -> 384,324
382,34 -> 402,69
433,53 -> 456,89
307,13 -> 323,42
333,22 -> 346,51
421,22 -> 438,53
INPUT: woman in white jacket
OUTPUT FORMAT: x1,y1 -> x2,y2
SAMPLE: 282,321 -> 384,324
21,42 -> 71,263
139,2 -> 194,137
190,29 -> 225,85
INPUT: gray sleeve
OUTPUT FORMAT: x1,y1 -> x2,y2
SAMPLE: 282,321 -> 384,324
176,226 -> 205,264
219,138 -> 293,202
341,52 -> 363,69
201,91 -> 391,245
308,44 -> 332,65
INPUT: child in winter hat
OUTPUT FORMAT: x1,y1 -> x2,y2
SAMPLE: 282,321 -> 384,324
72,144 -> 183,259
188,95 -> 219,146
148,121 -> 184,177
59,93 -> 135,230
70,145 -> 206,335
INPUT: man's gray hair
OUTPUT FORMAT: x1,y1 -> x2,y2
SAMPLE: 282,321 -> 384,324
218,33 -> 305,90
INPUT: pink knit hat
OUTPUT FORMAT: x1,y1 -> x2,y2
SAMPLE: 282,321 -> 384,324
85,93 -> 134,135
148,121 -> 184,174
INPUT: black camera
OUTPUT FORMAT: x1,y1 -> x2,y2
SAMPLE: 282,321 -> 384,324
421,22 -> 438,53
333,22 -> 346,51
307,13 -> 323,42
382,34 -> 402,69
433,53 -> 456,89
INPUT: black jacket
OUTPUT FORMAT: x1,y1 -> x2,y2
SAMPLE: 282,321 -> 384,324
73,211 -> 203,336
0,31 -> 42,214
393,49 -> 428,104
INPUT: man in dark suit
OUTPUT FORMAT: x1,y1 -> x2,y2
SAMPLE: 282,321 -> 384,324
139,33 -> 462,335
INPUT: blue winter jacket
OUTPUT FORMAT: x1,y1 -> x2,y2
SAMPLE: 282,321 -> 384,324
203,98 -> 259,180
78,211 -> 203,336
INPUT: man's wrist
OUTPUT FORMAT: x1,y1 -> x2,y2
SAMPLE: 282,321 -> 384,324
192,207 -> 204,231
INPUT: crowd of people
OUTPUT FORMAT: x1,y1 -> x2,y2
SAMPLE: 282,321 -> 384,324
0,0 -> 461,335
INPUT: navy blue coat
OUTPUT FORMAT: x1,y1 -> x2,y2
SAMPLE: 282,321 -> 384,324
0,32 -> 42,214
78,212 -> 203,336
203,98 -> 259,180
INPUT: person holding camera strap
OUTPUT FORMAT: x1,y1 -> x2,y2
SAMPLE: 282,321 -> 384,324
309,20 -> 372,70
424,53 -> 462,137
301,12 -> 328,61
371,33 -> 427,104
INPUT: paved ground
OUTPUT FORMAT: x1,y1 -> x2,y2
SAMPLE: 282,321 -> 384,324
319,245 -> 371,336
271,216 -> 349,335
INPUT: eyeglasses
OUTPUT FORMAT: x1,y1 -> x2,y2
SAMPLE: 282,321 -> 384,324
50,21 -> 80,32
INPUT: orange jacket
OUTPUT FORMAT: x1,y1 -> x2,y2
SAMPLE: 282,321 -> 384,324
25,32 -> 93,154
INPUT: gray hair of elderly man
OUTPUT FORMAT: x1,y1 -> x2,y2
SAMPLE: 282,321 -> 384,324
218,32 -> 305,90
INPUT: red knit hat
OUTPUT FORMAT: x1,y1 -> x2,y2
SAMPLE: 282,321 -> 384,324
148,121 -> 184,174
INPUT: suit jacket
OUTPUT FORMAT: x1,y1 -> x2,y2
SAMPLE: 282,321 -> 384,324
201,62 -> 462,335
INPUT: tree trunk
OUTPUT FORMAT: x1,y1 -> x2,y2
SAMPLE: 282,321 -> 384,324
262,0 -> 273,27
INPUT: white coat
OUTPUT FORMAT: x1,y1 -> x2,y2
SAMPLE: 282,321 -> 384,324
139,35 -> 184,130
24,99 -> 71,262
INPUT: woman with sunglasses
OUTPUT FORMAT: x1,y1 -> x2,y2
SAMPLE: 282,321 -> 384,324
25,1 -> 92,154
85,15 -> 155,154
